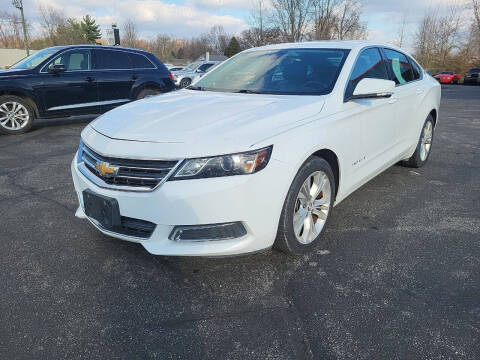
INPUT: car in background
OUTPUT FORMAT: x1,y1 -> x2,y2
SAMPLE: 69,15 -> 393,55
173,61 -> 221,88
0,45 -> 175,135
168,66 -> 184,72
433,71 -> 461,84
464,68 -> 480,85
71,41 -> 441,257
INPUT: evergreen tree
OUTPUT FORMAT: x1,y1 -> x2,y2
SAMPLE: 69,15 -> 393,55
224,37 -> 241,57
81,15 -> 101,44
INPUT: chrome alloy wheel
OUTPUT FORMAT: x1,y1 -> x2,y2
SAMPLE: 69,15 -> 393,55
420,120 -> 433,161
0,101 -> 30,131
293,171 -> 331,244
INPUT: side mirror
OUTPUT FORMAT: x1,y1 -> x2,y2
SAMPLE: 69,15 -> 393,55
346,78 -> 395,101
49,64 -> 66,73
195,69 -> 204,73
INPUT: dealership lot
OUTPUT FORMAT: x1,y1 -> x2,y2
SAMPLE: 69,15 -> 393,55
1,85 -> 479,359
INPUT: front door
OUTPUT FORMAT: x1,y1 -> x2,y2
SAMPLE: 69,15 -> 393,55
36,49 -> 99,117
340,47 -> 397,191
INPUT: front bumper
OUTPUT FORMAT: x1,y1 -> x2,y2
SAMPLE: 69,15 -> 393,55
71,153 -> 293,256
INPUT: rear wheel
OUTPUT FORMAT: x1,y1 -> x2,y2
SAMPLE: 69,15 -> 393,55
274,157 -> 335,255
0,95 -> 34,135
403,115 -> 435,168
136,88 -> 162,100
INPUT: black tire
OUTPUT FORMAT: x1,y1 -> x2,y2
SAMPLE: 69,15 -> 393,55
136,88 -> 161,100
274,157 -> 335,255
179,78 -> 191,88
403,115 -> 435,168
0,95 -> 35,135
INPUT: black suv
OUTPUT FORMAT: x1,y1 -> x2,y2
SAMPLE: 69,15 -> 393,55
0,45 -> 175,135
464,68 -> 480,85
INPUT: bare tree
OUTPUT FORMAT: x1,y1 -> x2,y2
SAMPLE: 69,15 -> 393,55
122,19 -> 138,48
473,0 -> 480,33
395,14 -> 407,48
248,0 -> 270,45
0,11 -> 25,48
333,0 -> 366,40
270,0 -> 314,42
311,0 -> 339,40
39,5 -> 67,45
205,25 -> 230,55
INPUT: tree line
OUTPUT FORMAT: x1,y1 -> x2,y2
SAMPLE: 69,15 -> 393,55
0,0 -> 479,73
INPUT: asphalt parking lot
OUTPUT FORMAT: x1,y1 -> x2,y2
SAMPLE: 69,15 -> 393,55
1,85 -> 479,359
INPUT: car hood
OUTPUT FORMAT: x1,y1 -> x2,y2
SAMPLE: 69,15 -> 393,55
90,90 -> 326,157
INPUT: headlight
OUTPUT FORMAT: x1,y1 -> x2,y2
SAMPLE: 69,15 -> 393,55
171,146 -> 273,180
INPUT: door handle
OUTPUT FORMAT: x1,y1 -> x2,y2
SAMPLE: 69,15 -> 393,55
131,75 -> 138,81
85,76 -> 95,83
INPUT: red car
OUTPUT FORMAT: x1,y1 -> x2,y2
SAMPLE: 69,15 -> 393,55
434,71 -> 461,84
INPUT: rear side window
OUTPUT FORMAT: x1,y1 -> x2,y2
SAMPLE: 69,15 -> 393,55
383,49 -> 414,85
95,49 -> 132,70
346,47 -> 389,98
198,63 -> 214,72
409,57 -> 422,80
129,53 -> 155,69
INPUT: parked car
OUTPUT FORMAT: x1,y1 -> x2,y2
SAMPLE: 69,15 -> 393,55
173,61 -> 221,88
464,68 -> 480,85
168,66 -> 184,72
433,71 -> 461,84
0,45 -> 175,135
72,41 -> 441,257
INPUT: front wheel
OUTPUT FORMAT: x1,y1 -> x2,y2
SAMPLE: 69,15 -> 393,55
403,115 -> 435,168
0,95 -> 34,135
179,78 -> 191,88
274,157 -> 335,255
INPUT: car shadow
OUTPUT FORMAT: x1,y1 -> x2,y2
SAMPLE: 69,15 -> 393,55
32,115 -> 98,131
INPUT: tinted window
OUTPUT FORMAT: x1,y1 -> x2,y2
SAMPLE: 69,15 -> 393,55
198,63 -> 214,72
409,57 -> 422,80
129,53 -> 155,69
47,49 -> 91,71
95,49 -> 132,70
346,47 -> 388,97
194,49 -> 349,95
468,68 -> 480,73
383,49 -> 414,84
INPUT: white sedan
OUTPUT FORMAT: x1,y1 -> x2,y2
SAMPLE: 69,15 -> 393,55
71,41 -> 441,256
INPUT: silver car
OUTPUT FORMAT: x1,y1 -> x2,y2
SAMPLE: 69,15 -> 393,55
173,61 -> 220,88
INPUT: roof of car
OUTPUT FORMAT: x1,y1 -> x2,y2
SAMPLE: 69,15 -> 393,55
246,40 -> 405,53
49,44 -> 151,53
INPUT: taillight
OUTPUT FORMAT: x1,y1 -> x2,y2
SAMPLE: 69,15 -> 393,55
168,73 -> 174,81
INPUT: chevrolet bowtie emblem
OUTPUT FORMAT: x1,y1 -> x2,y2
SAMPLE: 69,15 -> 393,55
95,162 -> 119,177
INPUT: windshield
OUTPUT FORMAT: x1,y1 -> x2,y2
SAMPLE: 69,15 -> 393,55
468,68 -> 480,73
10,47 -> 61,70
192,48 -> 349,95
184,62 -> 200,71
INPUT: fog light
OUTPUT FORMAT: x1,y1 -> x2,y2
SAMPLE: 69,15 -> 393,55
169,222 -> 247,242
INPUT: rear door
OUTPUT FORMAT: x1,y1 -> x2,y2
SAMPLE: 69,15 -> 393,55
93,49 -> 136,112
382,48 -> 423,152
37,48 -> 99,116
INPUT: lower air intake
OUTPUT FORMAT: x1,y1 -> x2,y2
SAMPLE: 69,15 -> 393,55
169,222 -> 247,242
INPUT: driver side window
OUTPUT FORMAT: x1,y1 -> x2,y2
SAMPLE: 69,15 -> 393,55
47,49 -> 91,72
346,48 -> 389,98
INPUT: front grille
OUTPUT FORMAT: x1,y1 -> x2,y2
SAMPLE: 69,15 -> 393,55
80,144 -> 179,190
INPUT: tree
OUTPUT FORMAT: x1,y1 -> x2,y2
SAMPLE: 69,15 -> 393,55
270,0 -> 314,42
248,0 -> 270,45
333,0 -> 366,40
224,37 -> 241,57
81,14 -> 101,44
122,20 -> 138,48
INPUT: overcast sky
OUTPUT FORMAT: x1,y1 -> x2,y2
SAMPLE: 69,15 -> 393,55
4,0 -> 470,48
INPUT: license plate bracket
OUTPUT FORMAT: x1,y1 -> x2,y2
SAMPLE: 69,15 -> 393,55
83,189 -> 121,230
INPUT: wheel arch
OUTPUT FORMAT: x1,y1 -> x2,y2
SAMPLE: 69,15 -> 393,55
429,108 -> 437,127
311,148 -> 340,200
0,90 -> 39,118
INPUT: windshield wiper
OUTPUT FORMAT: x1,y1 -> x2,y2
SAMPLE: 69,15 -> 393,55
234,89 -> 263,94
186,85 -> 205,91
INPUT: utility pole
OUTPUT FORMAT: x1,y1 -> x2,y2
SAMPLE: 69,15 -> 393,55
12,0 -> 29,56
